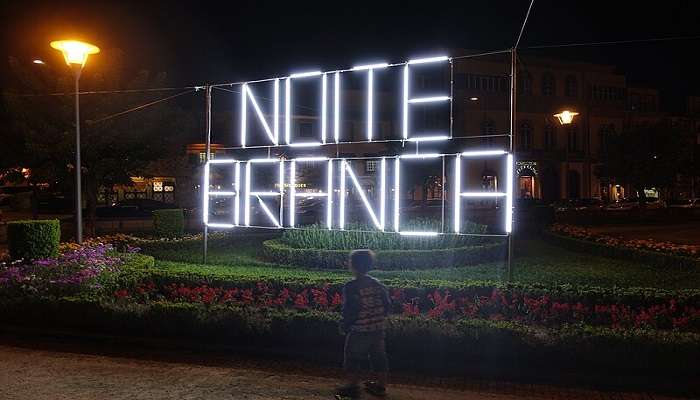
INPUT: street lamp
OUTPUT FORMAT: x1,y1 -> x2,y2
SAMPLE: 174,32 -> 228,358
50,40 -> 100,244
554,110 -> 579,125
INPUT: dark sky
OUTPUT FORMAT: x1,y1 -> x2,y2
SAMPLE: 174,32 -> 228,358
2,0 -> 699,109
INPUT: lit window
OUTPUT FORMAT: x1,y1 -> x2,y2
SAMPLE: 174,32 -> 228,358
366,160 -> 377,173
153,182 -> 163,192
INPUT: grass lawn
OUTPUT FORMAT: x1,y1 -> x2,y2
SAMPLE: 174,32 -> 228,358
145,235 -> 700,290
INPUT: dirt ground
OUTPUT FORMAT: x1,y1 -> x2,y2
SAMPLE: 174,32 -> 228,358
0,343 -> 689,400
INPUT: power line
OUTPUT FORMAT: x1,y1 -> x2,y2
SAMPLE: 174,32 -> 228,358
4,86 -> 205,98
85,89 -> 197,125
523,34 -> 700,50
515,0 -> 536,49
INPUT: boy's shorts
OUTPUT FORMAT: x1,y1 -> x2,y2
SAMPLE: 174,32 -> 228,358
343,330 -> 388,373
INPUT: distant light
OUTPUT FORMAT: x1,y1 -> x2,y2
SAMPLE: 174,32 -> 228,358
32,59 -> 45,65
469,97 -> 479,101
554,110 -> 579,125
407,56 -> 449,65
289,71 -> 322,79
351,62 -> 389,71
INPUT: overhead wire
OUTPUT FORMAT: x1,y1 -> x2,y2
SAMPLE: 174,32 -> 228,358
85,89 -> 197,125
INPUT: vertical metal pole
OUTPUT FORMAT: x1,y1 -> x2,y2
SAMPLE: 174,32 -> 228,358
74,69 -> 83,244
507,48 -> 517,282
203,85 -> 212,264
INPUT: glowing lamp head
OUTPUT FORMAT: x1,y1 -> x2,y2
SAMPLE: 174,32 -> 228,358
50,40 -> 100,68
554,110 -> 579,125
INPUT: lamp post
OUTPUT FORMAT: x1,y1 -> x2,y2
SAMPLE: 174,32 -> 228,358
50,40 -> 100,244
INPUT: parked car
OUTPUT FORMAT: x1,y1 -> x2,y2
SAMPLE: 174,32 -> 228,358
604,197 -> 664,211
554,198 -> 604,212
669,198 -> 700,209
96,199 -> 178,218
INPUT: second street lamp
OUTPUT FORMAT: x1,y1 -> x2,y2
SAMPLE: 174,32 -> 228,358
50,40 -> 100,244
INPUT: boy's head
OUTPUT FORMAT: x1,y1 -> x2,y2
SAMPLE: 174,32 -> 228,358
349,249 -> 375,275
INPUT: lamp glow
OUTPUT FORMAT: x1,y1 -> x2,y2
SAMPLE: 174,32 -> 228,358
407,96 -> 451,104
554,110 -> 579,125
289,71 -> 323,78
334,72 -> 340,142
351,62 -> 389,70
406,135 -> 449,142
50,40 -> 100,67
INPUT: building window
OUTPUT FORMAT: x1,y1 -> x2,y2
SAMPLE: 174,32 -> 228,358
565,75 -> 578,97
480,118 -> 496,147
518,71 -> 532,95
542,72 -> 555,96
518,121 -> 533,151
544,124 -> 556,150
365,160 -> 377,173
199,152 -> 215,163
599,124 -> 615,154
567,125 -> 579,152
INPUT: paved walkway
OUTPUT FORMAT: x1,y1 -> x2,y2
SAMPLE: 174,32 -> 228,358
0,343 -> 688,400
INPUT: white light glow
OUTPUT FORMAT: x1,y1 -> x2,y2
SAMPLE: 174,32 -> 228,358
368,69 -> 374,141
351,63 -> 389,70
402,58 -> 451,142
407,96 -> 451,104
452,152 -> 514,234
406,135 -> 449,142
289,71 -> 322,78
399,231 -> 439,237
334,72 -> 340,143
241,80 -> 279,147
408,56 -> 449,65
322,73 -> 327,143
203,160 -> 239,228
394,156 -> 438,236
399,153 -> 441,159
461,150 -> 508,157
340,159 -> 385,230
506,154 -> 513,233
289,158 -> 331,228
245,159 -> 283,227
207,223 -> 236,229
288,142 -> 322,147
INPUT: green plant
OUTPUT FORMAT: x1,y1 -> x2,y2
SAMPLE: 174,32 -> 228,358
280,220 -> 488,250
262,239 -> 504,270
7,219 -> 60,261
153,209 -> 184,238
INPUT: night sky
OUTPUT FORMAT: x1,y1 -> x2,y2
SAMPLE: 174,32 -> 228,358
2,0 -> 699,110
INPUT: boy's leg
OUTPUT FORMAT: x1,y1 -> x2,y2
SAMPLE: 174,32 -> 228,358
337,332 -> 365,397
367,331 -> 388,389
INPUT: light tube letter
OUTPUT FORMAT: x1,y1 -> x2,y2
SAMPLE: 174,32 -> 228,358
285,72 -> 327,146
402,56 -> 451,142
241,80 -> 279,147
394,154 -> 440,236
288,157 -> 332,228
352,63 -> 388,141
245,158 -> 284,228
339,158 -> 386,230
203,159 -> 240,228
453,151 -> 512,234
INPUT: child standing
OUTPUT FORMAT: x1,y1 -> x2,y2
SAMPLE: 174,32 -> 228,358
335,249 -> 390,398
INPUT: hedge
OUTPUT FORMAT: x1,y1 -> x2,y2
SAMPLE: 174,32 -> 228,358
541,230 -> 700,270
112,259 -> 700,309
1,297 -> 698,380
153,209 -> 184,238
261,239 -> 505,270
7,219 -> 60,261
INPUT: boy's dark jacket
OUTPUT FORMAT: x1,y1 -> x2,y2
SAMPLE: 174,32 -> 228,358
341,275 -> 391,333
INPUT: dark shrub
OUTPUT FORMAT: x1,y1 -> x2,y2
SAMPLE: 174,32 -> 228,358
7,219 -> 60,261
153,209 -> 184,238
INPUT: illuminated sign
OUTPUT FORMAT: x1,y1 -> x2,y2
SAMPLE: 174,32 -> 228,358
204,55 -> 514,236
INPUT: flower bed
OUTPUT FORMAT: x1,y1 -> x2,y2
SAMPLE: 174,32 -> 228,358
110,278 -> 700,332
0,240 -> 153,299
546,224 -> 700,269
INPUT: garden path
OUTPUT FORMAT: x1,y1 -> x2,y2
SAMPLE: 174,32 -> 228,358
0,343 -> 685,400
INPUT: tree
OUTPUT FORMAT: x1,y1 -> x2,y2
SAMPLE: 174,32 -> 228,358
1,49 -> 197,236
595,121 -> 695,200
